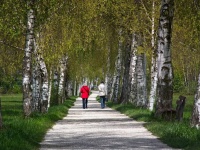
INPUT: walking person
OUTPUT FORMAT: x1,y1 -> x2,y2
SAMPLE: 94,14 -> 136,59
80,83 -> 90,109
98,81 -> 106,109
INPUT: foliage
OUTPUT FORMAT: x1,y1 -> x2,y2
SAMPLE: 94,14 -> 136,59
107,93 -> 200,149
0,94 -> 76,150
173,73 -> 184,93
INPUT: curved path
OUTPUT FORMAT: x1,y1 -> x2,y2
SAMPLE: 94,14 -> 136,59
40,91 -> 177,150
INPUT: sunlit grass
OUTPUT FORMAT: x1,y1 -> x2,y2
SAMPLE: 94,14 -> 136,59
0,94 -> 76,150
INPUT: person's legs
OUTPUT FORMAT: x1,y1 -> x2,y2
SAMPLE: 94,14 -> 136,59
103,96 -> 106,108
100,96 -> 103,108
86,98 -> 88,108
82,98 -> 86,109
100,96 -> 105,108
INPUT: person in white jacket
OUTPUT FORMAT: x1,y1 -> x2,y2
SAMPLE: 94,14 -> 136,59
98,81 -> 106,108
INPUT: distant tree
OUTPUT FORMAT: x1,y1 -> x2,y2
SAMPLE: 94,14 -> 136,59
191,73 -> 200,128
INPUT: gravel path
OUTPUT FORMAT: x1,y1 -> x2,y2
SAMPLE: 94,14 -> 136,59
40,91 -> 178,150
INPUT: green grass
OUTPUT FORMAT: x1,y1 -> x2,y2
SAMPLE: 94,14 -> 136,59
106,93 -> 200,150
0,94 -> 76,150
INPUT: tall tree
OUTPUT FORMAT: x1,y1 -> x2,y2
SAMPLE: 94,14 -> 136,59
112,29 -> 123,103
23,0 -> 35,117
128,33 -> 138,104
155,0 -> 174,115
148,0 -> 158,111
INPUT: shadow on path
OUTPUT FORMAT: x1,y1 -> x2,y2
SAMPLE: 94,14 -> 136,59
40,91 -> 177,150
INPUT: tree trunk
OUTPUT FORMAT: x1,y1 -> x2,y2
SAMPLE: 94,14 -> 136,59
32,40 -> 41,112
58,56 -> 68,104
136,53 -> 147,107
73,80 -> 77,96
39,52 -> 49,113
110,73 -> 116,101
48,69 -> 53,108
155,0 -> 174,115
120,34 -> 132,104
112,30 -> 123,103
23,0 -> 35,117
191,73 -> 200,128
129,33 -> 138,104
66,80 -> 73,97
105,47 -> 111,96
148,0 -> 158,111
32,37 -> 49,113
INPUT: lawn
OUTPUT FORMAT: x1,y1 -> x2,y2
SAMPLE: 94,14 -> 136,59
106,93 -> 200,150
0,94 -> 76,150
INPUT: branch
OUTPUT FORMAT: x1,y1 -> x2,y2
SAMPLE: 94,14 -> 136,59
140,0 -> 152,23
0,40 -> 23,50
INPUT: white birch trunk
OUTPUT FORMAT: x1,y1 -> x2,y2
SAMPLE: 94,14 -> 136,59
105,47 -> 111,96
136,54 -> 147,107
148,0 -> 157,111
112,30 -> 123,103
39,53 -> 49,112
23,0 -> 35,117
58,56 -> 68,104
32,40 -> 41,112
48,69 -> 52,108
73,80 -> 77,96
129,33 -> 138,104
191,73 -> 200,128
110,73 -> 116,101
156,0 -> 174,114
66,80 -> 73,97
32,37 -> 49,113
78,83 -> 82,96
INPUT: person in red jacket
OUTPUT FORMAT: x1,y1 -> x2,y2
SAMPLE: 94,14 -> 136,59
80,83 -> 90,109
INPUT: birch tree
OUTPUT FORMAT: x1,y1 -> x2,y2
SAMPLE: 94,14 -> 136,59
148,0 -> 158,111
191,73 -> 200,128
129,33 -> 138,104
136,53 -> 147,107
112,30 -> 123,103
23,0 -> 35,117
120,34 -> 132,104
58,56 -> 68,104
155,0 -> 174,115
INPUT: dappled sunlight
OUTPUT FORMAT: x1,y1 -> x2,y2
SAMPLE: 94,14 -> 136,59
40,91 -> 175,150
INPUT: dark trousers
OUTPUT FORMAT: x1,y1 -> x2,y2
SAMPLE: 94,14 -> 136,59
82,98 -> 88,109
100,96 -> 105,108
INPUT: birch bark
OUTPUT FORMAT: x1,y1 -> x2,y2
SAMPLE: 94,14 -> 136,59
155,0 -> 174,114
23,0 -> 35,117
48,69 -> 52,108
148,0 -> 158,111
191,73 -> 200,128
136,54 -> 147,107
32,38 -> 49,113
58,56 -> 68,104
129,33 -> 138,104
39,52 -> 49,113
112,30 -> 123,103
110,72 -> 116,101
32,39 -> 41,112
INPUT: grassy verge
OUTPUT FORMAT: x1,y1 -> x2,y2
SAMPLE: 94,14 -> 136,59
0,94 -> 76,150
106,93 -> 200,150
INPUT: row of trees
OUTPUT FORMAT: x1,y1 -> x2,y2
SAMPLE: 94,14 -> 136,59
1,0 -> 200,127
